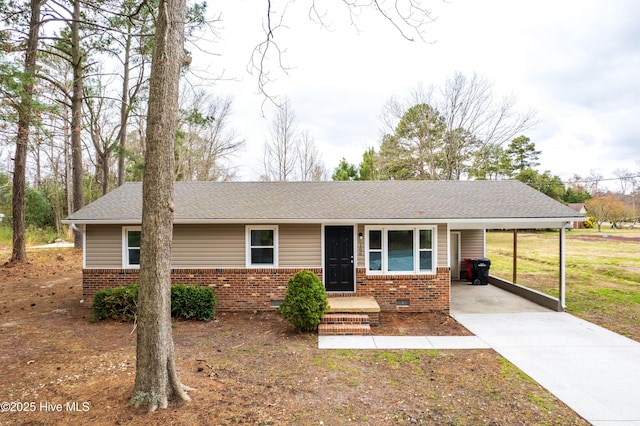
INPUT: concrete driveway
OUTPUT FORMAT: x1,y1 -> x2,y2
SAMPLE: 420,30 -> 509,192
451,283 -> 640,426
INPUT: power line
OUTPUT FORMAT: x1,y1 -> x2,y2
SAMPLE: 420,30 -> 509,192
564,175 -> 640,185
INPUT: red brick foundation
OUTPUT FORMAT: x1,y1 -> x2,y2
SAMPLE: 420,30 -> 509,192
352,267 -> 450,312
82,266 -> 450,312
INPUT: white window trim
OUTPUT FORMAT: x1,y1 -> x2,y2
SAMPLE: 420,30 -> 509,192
122,226 -> 141,269
245,225 -> 279,267
364,225 -> 437,275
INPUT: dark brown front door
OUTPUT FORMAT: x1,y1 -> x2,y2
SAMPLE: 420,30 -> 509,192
324,226 -> 354,292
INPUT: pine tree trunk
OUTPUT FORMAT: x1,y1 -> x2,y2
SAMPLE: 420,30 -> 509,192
11,0 -> 42,263
71,0 -> 84,249
117,33 -> 131,187
129,0 -> 190,411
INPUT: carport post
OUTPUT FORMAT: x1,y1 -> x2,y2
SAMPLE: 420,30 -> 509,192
558,225 -> 566,311
512,229 -> 518,284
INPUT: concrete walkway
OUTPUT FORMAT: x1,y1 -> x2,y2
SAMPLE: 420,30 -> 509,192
319,334 -> 489,350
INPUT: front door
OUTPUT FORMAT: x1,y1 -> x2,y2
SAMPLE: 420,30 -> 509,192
324,226 -> 354,292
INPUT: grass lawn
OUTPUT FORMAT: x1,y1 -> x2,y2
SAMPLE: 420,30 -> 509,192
486,227 -> 640,340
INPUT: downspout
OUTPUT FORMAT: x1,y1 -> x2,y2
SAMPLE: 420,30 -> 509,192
70,223 -> 83,235
70,222 -> 87,272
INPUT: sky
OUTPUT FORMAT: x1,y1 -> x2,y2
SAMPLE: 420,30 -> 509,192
190,0 -> 640,189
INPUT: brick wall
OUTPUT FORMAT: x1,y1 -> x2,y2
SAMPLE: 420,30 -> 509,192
353,267 -> 450,312
83,268 -> 323,311
82,266 -> 450,312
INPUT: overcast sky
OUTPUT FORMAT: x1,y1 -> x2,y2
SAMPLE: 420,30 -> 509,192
192,0 -> 640,189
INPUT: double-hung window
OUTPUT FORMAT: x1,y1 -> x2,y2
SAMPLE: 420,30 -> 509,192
246,226 -> 278,267
123,226 -> 141,268
365,226 -> 436,274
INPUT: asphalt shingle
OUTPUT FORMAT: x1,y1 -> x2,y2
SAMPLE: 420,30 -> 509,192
64,180 -> 585,223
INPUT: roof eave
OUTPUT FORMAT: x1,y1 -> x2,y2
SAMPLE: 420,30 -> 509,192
62,216 -> 585,227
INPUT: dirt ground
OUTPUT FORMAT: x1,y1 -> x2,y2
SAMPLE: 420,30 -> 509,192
0,248 -> 587,425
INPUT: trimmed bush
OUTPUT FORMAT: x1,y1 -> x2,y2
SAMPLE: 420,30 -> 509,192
171,284 -> 216,321
93,284 -> 216,321
278,270 -> 328,332
93,284 -> 138,321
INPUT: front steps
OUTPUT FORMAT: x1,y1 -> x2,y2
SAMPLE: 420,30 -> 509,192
318,313 -> 372,335
318,297 -> 381,336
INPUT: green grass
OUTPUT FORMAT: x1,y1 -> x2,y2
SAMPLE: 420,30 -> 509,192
487,228 -> 640,341
0,224 -> 72,247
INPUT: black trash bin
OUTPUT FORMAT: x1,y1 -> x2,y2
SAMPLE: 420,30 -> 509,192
469,257 -> 491,285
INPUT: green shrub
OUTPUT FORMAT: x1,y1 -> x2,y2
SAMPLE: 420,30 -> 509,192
93,284 -> 139,321
93,283 -> 216,321
171,284 -> 216,321
278,270 -> 328,332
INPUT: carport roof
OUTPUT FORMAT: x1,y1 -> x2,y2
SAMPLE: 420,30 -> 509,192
64,180 -> 585,227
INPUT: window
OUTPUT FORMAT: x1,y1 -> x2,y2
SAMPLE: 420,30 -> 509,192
365,226 -> 436,274
388,229 -> 414,272
246,226 -> 278,267
419,229 -> 433,271
368,230 -> 382,271
123,227 -> 141,268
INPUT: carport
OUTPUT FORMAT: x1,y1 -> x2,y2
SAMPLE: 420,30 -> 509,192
451,221 -> 580,312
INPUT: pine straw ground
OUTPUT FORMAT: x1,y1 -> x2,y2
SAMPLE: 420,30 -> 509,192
0,248 -> 587,425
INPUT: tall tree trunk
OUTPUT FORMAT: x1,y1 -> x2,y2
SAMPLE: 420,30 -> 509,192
71,0 -> 84,249
64,107 -> 73,219
130,0 -> 190,411
117,33 -> 132,187
11,0 -> 42,263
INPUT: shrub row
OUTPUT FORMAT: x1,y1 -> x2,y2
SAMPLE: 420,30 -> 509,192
93,284 -> 215,321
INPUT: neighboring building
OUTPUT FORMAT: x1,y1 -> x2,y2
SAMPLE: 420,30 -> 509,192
568,203 -> 588,229
63,180 -> 584,313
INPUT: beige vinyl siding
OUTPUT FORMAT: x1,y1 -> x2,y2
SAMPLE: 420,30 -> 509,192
437,224 -> 447,266
85,225 -> 123,268
460,229 -> 485,260
172,224 -> 244,267
279,224 -> 322,267
171,224 -> 320,268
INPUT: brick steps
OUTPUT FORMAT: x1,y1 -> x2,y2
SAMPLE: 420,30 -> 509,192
318,323 -> 371,336
318,313 -> 372,336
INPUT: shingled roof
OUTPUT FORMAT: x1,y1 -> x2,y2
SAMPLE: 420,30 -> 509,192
64,180 -> 585,228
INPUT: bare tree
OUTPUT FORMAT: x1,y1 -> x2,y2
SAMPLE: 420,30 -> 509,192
176,90 -> 244,181
84,76 -> 119,195
439,72 -> 536,148
263,97 -> 298,181
250,1 -> 436,101
379,72 -> 536,180
586,169 -> 604,196
614,168 -> 637,195
297,129 -> 327,181
129,0 -> 192,411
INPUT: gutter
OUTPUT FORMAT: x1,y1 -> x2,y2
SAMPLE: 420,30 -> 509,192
62,217 -> 586,227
